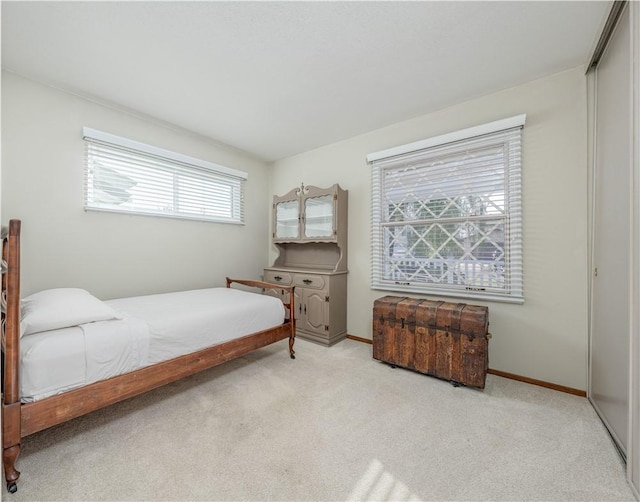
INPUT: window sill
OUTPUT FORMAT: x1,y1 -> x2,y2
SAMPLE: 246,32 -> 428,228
371,284 -> 524,305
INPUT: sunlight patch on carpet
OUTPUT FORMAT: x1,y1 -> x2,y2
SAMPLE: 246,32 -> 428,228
348,458 -> 421,501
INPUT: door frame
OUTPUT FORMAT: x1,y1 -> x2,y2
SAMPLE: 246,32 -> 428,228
629,1 -> 640,496
588,1 -> 640,497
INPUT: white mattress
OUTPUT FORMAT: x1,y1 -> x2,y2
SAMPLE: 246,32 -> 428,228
20,288 -> 285,402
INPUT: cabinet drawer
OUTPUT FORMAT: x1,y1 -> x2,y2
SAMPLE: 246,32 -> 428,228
264,271 -> 293,285
293,274 -> 326,290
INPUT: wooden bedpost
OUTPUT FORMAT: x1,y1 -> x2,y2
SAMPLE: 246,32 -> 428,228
2,220 -> 22,493
288,288 -> 296,359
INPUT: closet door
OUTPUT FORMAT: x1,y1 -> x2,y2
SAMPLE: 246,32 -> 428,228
590,4 -> 631,456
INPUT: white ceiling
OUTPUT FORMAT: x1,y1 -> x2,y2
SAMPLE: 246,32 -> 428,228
2,1 -> 609,162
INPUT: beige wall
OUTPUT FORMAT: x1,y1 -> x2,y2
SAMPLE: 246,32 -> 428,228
2,72 -> 272,299
2,67 -> 591,390
271,67 -> 589,390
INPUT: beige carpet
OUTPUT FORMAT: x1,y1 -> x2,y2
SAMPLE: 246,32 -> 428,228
8,338 -> 635,501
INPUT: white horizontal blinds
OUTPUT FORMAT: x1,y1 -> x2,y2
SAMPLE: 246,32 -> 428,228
371,160 -> 384,292
83,129 -> 246,224
370,123 -> 523,302
505,129 -> 523,299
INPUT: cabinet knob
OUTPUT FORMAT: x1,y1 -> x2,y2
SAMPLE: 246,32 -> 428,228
274,276 -> 282,281
303,279 -> 312,285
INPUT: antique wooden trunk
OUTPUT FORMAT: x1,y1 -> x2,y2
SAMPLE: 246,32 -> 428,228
372,296 -> 490,389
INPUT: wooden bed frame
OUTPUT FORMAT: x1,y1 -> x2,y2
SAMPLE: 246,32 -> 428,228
1,219 -> 296,493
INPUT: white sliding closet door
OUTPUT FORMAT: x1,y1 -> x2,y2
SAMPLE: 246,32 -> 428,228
590,3 -> 631,456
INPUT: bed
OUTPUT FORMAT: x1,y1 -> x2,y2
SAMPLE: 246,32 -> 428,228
1,220 -> 296,493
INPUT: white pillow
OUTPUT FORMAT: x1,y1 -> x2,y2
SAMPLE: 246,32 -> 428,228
20,288 -> 122,337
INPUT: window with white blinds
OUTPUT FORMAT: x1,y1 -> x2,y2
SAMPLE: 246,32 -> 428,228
83,128 -> 247,224
368,115 -> 525,303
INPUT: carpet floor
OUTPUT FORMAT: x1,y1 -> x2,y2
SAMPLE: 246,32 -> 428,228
7,338 -> 636,501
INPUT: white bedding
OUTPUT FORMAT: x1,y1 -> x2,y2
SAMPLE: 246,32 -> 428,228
20,288 -> 285,402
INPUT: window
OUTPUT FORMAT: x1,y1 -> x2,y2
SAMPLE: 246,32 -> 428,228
368,115 -> 525,303
83,128 -> 247,224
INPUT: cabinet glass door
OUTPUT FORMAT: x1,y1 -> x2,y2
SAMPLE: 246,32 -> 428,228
275,200 -> 299,239
304,195 -> 334,238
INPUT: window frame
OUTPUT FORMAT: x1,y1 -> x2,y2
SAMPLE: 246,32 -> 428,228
367,115 -> 525,304
83,127 -> 248,224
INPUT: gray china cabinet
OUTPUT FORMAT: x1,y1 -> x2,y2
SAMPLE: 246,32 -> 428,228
264,183 -> 348,346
